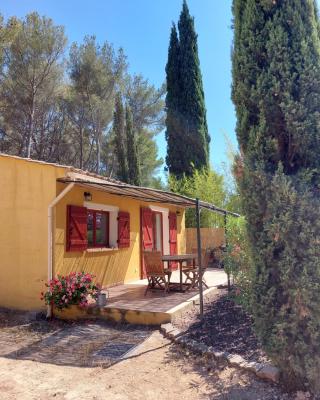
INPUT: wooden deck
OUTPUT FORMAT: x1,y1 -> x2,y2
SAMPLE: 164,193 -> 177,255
106,269 -> 227,312
54,269 -> 227,325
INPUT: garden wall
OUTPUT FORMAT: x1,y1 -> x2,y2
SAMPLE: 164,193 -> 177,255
186,227 -> 225,252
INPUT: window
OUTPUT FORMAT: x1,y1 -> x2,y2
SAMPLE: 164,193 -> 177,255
66,203 -> 130,252
87,210 -> 109,248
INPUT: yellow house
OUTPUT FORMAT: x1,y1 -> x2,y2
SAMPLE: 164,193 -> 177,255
0,153 -> 188,311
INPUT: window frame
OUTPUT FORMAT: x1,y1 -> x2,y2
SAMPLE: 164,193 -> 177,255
87,209 -> 110,249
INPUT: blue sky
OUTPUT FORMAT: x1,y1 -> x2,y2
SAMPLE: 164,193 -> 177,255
1,0 -> 236,175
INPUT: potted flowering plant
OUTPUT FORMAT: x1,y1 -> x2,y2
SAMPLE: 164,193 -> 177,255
41,272 -> 100,310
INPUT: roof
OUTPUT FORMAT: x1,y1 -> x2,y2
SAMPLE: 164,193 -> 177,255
59,172 -> 240,217
0,153 -> 239,217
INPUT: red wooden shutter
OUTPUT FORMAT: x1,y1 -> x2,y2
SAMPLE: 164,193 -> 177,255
169,212 -> 178,269
141,208 -> 153,251
66,205 -> 88,252
141,208 -> 154,278
118,211 -> 130,248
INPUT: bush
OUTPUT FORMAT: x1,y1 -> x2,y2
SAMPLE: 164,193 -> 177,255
224,216 -> 253,311
41,272 -> 100,310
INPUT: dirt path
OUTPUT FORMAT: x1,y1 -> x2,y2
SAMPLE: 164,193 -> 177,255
0,329 -> 288,400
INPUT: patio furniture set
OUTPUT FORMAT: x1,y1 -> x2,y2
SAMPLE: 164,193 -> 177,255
143,248 -> 214,296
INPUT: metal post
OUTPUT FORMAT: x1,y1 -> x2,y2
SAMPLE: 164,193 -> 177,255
224,212 -> 231,291
224,212 -> 227,247
196,198 -> 204,316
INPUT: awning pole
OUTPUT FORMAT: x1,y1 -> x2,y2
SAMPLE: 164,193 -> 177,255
224,212 -> 228,247
196,198 -> 204,317
224,212 -> 231,291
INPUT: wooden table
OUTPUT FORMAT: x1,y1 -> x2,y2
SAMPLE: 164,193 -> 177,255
162,254 -> 197,292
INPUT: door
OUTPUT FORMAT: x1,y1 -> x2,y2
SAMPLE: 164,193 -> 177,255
141,208 -> 165,278
141,208 -> 154,278
169,212 -> 178,270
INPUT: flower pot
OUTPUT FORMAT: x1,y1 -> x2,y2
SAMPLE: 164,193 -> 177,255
53,304 -> 87,320
96,292 -> 107,307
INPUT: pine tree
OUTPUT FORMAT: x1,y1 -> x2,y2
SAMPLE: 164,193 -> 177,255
125,104 -> 141,186
125,74 -> 165,186
113,93 -> 128,182
1,13 -> 66,159
232,0 -> 320,392
69,37 -> 127,173
165,1 -> 210,177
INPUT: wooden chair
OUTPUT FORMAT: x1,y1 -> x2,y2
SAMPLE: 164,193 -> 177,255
143,251 -> 172,296
183,248 -> 210,289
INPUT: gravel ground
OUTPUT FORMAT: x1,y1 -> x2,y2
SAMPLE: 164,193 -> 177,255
0,308 -> 153,367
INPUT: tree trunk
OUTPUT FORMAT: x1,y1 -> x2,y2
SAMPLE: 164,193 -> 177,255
26,98 -> 35,158
79,126 -> 83,170
96,134 -> 101,174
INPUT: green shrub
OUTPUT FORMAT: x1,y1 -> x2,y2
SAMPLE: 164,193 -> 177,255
169,167 -> 226,228
224,216 -> 253,310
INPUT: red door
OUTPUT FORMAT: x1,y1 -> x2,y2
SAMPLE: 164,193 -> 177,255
169,212 -> 178,270
141,208 -> 154,278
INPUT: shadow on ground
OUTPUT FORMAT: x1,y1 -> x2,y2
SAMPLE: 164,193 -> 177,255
0,309 -> 153,367
163,343 -> 288,400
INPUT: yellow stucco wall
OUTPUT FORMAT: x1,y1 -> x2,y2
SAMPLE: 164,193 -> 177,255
0,155 -> 66,310
54,184 -> 186,288
0,154 -> 186,310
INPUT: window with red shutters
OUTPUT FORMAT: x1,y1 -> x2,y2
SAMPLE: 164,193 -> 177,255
117,211 -> 130,248
66,205 -> 88,252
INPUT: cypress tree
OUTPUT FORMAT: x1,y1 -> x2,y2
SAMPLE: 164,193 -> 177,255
165,1 -> 210,177
232,0 -> 320,392
125,104 -> 141,186
165,23 -> 182,176
113,93 -> 128,182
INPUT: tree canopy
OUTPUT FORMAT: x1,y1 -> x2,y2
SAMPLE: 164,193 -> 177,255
0,12 -> 164,186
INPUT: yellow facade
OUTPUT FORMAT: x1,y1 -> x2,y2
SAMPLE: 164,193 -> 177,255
0,155 -> 66,310
0,154 -> 186,311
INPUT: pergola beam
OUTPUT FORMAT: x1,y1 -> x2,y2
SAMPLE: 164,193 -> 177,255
57,177 -> 240,216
